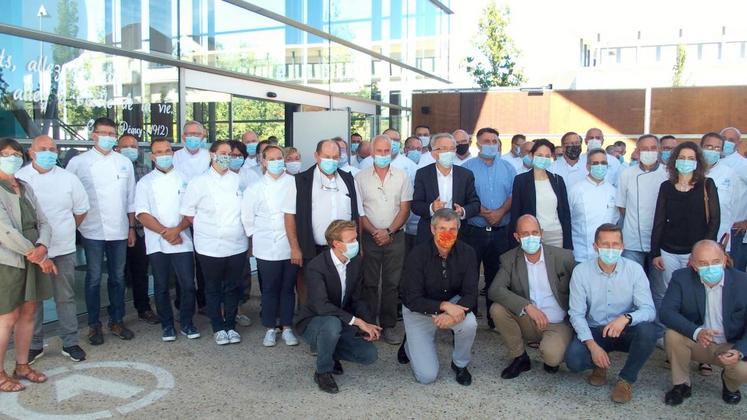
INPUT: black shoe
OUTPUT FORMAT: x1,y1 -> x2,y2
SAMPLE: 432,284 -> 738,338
501,352 -> 531,379
664,383 -> 692,406
138,310 -> 159,325
451,361 -> 472,386
332,360 -> 344,375
722,372 -> 742,405
543,363 -> 559,374
88,325 -> 104,346
314,372 -> 339,394
61,345 -> 87,362
479,288 -> 487,296
28,348 -> 44,365
397,337 -> 410,364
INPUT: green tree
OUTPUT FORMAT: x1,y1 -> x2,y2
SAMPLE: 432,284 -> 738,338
672,44 -> 686,87
465,2 -> 525,88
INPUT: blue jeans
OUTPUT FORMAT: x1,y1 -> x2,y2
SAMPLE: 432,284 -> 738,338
462,225 -> 510,327
149,251 -> 196,329
82,237 -> 127,327
565,322 -> 657,384
301,316 -> 377,374
731,230 -> 747,272
257,259 -> 298,328
622,249 -> 666,338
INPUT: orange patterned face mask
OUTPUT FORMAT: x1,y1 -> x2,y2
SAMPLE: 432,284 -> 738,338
435,231 -> 457,250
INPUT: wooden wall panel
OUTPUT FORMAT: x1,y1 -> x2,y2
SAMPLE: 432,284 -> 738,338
549,89 -> 645,135
459,92 -> 551,135
651,86 -> 747,134
411,93 -> 460,134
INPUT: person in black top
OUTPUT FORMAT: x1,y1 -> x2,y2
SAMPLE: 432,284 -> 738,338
398,208 -> 479,386
651,141 -> 720,333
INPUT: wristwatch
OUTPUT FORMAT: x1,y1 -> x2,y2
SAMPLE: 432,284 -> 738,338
624,314 -> 633,325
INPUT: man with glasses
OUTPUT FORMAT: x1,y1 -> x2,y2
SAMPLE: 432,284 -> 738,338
701,133 -> 740,252
67,117 -> 137,345
580,128 -> 622,186
173,120 -> 210,183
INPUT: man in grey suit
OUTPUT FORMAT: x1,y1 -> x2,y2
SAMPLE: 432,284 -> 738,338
488,214 -> 576,379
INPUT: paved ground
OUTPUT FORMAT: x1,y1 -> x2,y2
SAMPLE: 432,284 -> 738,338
2,283 -> 746,419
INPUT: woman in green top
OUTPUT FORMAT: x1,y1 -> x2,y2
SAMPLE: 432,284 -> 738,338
0,138 -> 57,392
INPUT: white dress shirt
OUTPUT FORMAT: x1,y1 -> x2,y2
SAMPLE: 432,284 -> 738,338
16,165 -> 89,258
173,147 -> 210,183
330,249 -> 357,325
417,152 -> 436,169
721,154 -> 747,243
180,168 -> 248,258
433,166 -> 453,212
707,162 -> 740,251
502,153 -> 523,172
237,164 -> 262,192
550,157 -> 587,190
243,158 -> 258,169
67,148 -> 135,241
526,248 -> 566,323
615,164 -> 668,252
693,278 -> 726,344
134,168 -> 194,255
568,177 -> 620,262
455,153 -> 473,166
241,172 -> 294,261
339,164 -> 360,177
579,152 -> 622,186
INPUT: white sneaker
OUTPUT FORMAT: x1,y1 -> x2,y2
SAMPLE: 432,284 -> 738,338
282,328 -> 299,346
214,330 -> 229,345
263,329 -> 277,347
236,314 -> 252,327
227,329 -> 241,344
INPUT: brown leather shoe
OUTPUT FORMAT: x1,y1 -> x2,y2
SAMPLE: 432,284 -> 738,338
586,367 -> 608,386
611,379 -> 632,403
109,323 -> 135,340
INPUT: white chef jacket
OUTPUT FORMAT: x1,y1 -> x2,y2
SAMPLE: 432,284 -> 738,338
16,165 -> 89,258
134,168 -> 194,255
237,165 -> 261,192
721,153 -> 747,243
550,157 -> 587,190
579,152 -> 622,187
707,162 -> 740,251
454,153 -> 473,166
180,168 -> 248,258
615,164 -> 668,252
568,177 -> 620,262
67,148 -> 135,241
173,147 -> 210,183
241,173 -> 294,261
502,153 -> 523,173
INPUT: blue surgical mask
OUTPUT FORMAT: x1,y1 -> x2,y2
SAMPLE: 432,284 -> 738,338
723,141 -> 736,156
0,155 -> 23,175
34,151 -> 58,170
589,164 -> 608,181
587,139 -> 603,150
479,144 -> 499,159
697,264 -> 724,285
97,135 -> 117,152
374,154 -> 392,168
703,149 -> 720,166
618,155 -> 625,164
520,235 -> 541,254
438,151 -> 455,168
350,143 -> 359,154
391,141 -> 401,155
522,154 -> 533,167
661,150 -> 672,163
229,156 -> 245,170
339,151 -> 349,165
247,142 -> 258,156
532,156 -> 552,170
514,146 -> 521,156
319,158 -> 338,175
120,147 -> 139,162
598,247 -> 622,265
675,159 -> 697,174
185,136 -> 203,151
267,160 -> 285,175
343,240 -> 359,259
214,154 -> 230,170
419,135 -> 430,147
407,150 -> 421,164
286,161 -> 301,174
155,155 -> 173,170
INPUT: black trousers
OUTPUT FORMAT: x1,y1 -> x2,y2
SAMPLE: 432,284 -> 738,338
196,252 -> 245,333
125,233 -> 151,313
461,225 -> 510,328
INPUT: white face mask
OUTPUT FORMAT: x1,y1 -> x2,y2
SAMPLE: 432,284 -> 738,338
639,150 -> 658,166
587,139 -> 603,151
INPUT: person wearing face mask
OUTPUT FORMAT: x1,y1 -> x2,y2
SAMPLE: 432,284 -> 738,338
242,146 -> 299,347
411,133 -> 480,244
403,136 -> 423,165
550,132 -> 586,190
0,138 -> 58,393
284,147 -> 302,175
502,134 -> 526,172
398,208 -> 478,386
116,134 -> 158,326
414,125 -> 436,168
462,127 -> 516,328
579,128 -> 622,187
452,129 -> 473,165
359,129 -> 418,181
568,149 -> 620,263
16,135 -> 88,364
517,141 -> 534,174
488,215 -> 576,379
67,117 -> 137,345
661,240 -> 747,406
354,140 -> 371,166
334,137 -> 359,177
180,141 -> 248,346
701,132 -> 739,255
659,135 -> 677,166
173,120 -> 210,183
240,130 -> 260,170
293,220 -> 381,394
565,224 -> 656,404
510,139 -> 572,250
133,139 -> 199,343
614,140 -> 628,163
349,132 -> 363,168
227,140 -> 260,193
249,140 -> 273,178
718,127 -> 747,272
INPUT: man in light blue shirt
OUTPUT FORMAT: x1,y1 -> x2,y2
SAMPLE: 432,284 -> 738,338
565,223 -> 656,404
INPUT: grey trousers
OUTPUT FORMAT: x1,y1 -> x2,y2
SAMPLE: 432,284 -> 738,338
402,296 -> 477,384
32,253 -> 79,349
361,231 -> 405,328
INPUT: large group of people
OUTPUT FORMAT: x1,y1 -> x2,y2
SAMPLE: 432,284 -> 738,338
0,119 -> 745,409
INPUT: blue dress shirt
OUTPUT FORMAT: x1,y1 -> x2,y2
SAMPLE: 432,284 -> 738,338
462,156 -> 516,227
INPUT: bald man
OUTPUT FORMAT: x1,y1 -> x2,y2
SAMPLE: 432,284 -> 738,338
661,240 -> 747,406
579,128 -> 622,186
488,215 -> 576,379
453,129 -> 473,165
17,135 -> 90,363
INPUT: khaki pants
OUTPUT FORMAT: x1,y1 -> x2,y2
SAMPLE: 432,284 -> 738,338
490,303 -> 572,367
666,329 -> 747,391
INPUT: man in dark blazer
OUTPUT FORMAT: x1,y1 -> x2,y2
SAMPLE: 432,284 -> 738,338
661,239 -> 747,406
488,215 -> 576,379
294,220 -> 381,394
411,133 -> 480,244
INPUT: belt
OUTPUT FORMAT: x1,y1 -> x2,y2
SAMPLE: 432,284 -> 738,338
466,224 -> 507,233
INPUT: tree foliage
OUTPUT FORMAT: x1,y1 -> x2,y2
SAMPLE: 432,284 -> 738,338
672,44 -> 686,87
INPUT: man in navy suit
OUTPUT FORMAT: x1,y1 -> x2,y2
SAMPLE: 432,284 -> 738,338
661,239 -> 747,406
411,133 -> 480,244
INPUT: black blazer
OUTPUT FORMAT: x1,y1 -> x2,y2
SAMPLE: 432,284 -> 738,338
292,165 -> 360,258
293,250 -> 370,335
411,163 -> 481,243
509,169 -> 572,249
661,267 -> 747,358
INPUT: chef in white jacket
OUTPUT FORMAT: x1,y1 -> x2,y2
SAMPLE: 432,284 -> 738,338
701,132 -> 740,251
181,141 -> 248,346
66,117 -> 136,345
568,149 -> 620,262
173,120 -> 210,183
135,138 -> 200,343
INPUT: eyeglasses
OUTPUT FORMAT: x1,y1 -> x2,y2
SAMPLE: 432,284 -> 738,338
0,152 -> 23,158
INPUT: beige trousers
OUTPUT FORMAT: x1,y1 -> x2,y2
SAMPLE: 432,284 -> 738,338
666,329 -> 747,391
